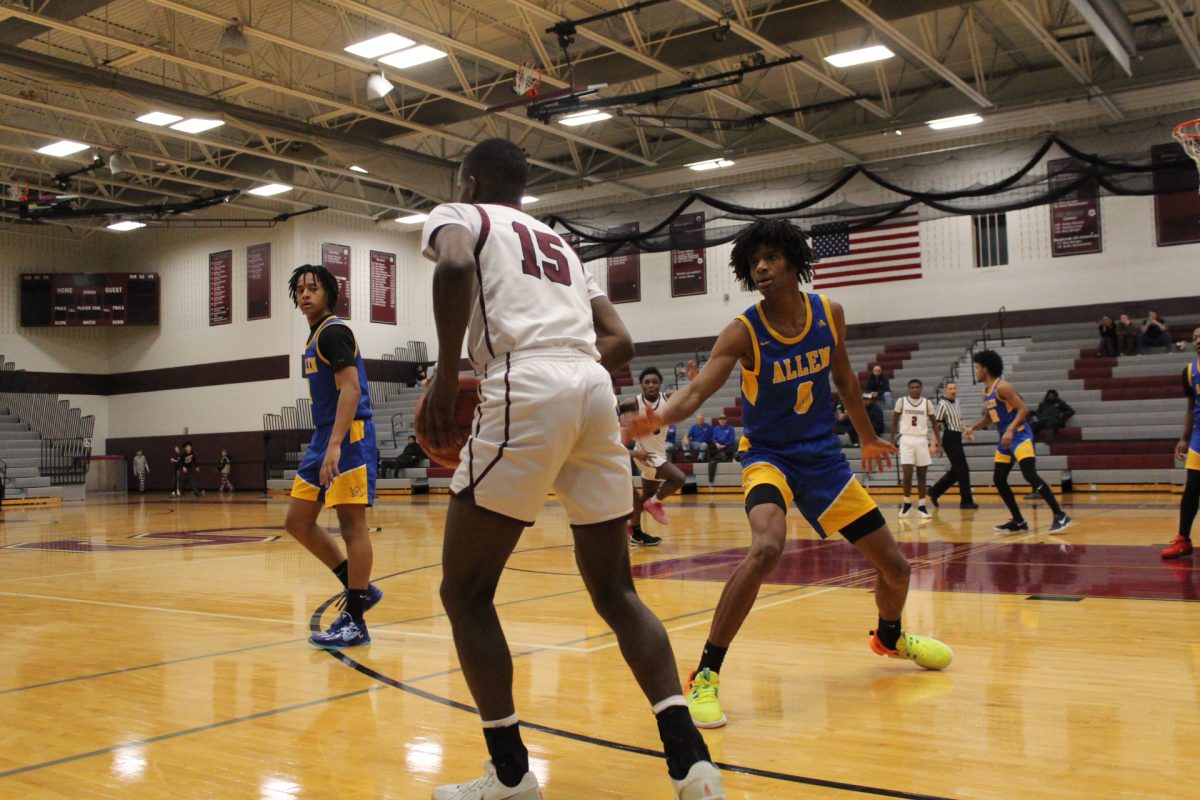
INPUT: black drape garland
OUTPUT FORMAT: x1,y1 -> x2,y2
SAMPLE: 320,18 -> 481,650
548,134 -> 1192,262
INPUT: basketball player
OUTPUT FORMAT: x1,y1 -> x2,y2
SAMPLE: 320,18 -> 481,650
618,366 -> 686,546
963,349 -> 1072,534
1161,326 -> 1200,558
285,265 -> 382,649
623,219 -> 952,731
417,138 -> 722,800
892,379 -> 940,519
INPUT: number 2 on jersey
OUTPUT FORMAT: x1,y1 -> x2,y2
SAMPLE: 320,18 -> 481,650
513,221 -> 572,286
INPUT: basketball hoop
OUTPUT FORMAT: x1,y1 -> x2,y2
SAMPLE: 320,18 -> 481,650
1172,118 -> 1200,180
513,59 -> 542,98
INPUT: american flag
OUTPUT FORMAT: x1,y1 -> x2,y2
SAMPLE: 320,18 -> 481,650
810,211 -> 922,290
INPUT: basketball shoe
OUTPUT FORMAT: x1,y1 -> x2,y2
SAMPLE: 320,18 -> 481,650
643,497 -> 669,525
685,668 -> 727,728
631,529 -> 663,547
1048,513 -> 1072,534
993,519 -> 1029,533
672,760 -> 726,800
899,502 -> 912,518
916,504 -> 931,519
869,630 -> 953,670
1161,535 -> 1194,559
432,761 -> 541,800
309,611 -> 369,649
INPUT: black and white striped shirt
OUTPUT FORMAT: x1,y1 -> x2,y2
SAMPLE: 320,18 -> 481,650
935,398 -> 965,433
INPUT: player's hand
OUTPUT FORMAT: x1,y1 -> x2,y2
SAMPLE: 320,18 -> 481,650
963,428 -> 976,443
1001,430 -> 1014,449
320,443 -> 341,487
684,360 -> 699,381
631,449 -> 652,465
860,435 -> 896,473
931,443 -> 941,458
620,408 -> 662,444
1177,438 -> 1190,462
417,371 -> 465,453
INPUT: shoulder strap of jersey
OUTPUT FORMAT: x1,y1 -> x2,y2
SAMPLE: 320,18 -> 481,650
815,293 -> 839,346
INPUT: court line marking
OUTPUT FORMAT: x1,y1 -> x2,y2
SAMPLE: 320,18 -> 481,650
0,590 -> 310,628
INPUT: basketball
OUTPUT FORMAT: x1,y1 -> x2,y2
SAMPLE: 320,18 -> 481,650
414,374 -> 481,468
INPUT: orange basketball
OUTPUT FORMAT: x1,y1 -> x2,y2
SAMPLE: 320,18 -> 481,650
414,374 -> 481,468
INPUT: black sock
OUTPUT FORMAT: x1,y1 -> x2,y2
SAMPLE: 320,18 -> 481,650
1036,483 -> 1063,515
332,559 -> 349,589
344,589 -> 369,622
697,641 -> 728,675
483,723 -> 528,787
1181,471 -> 1200,538
656,705 -> 710,780
876,617 -> 902,650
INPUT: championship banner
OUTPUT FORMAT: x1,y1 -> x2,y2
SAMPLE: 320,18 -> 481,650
321,242 -> 351,318
370,250 -> 397,325
246,243 -> 271,321
670,212 -> 706,297
208,249 -> 232,326
606,222 -> 641,304
1152,142 -> 1200,247
1048,158 -> 1102,257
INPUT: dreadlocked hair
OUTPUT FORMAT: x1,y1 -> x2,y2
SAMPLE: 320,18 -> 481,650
729,219 -> 815,292
288,264 -> 339,313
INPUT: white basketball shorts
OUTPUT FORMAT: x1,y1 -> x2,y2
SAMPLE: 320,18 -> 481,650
451,348 -> 633,526
635,450 -> 669,481
898,435 -> 932,467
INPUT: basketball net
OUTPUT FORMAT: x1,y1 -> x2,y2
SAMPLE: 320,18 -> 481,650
1172,118 -> 1200,190
513,59 -> 542,97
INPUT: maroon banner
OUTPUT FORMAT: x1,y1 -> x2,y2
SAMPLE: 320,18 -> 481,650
1152,142 -> 1200,247
370,250 -> 397,325
246,243 -> 271,321
670,212 -> 707,297
208,250 -> 232,326
606,222 -> 641,304
1048,159 -> 1102,257
321,242 -> 351,318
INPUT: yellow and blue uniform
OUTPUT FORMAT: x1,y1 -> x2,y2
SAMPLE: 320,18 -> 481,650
984,380 -> 1035,463
736,294 -> 878,539
1187,360 -> 1200,471
290,314 -> 377,507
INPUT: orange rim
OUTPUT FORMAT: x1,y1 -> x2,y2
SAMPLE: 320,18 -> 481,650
1172,119 -> 1200,140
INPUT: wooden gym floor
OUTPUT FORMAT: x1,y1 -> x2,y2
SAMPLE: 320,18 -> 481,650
0,491 -> 1197,799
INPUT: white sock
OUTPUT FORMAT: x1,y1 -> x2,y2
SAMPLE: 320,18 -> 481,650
651,694 -> 687,715
481,712 -> 519,729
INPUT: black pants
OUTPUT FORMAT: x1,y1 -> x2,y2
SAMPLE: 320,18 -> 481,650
930,430 -> 973,504
707,448 -> 735,482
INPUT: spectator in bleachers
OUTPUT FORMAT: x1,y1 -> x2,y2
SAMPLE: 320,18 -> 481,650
1097,315 -> 1118,357
708,416 -> 738,481
1116,313 -> 1137,356
1137,311 -> 1172,354
665,424 -> 678,461
391,435 -> 426,475
833,398 -> 859,446
865,364 -> 892,408
684,414 -> 712,461
865,393 -> 885,436
1029,390 -> 1074,443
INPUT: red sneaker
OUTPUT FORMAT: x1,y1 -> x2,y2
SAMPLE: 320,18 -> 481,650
1161,535 -> 1194,559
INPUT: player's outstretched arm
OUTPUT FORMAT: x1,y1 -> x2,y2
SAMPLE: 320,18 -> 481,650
828,300 -> 895,473
1177,366 -> 1195,462
590,294 -> 635,374
419,224 -> 477,453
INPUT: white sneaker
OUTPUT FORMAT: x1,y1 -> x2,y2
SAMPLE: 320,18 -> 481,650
432,761 -> 541,800
916,505 -> 931,519
672,761 -> 726,800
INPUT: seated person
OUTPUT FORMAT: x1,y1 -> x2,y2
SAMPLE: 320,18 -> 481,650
1030,390 -> 1074,443
707,415 -> 738,481
865,393 -> 885,436
1137,311 -> 1172,354
1115,313 -> 1137,356
665,423 -> 678,461
391,435 -> 426,475
683,414 -> 712,462
865,364 -> 893,408
833,398 -> 859,446
1098,315 -> 1118,357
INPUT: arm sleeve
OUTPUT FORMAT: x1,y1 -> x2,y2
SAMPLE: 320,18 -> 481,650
420,203 -> 481,261
318,324 -> 358,370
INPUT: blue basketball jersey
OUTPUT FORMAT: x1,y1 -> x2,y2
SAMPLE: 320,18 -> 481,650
1189,360 -> 1200,431
736,293 -> 839,450
982,379 -> 1028,436
302,315 -> 372,427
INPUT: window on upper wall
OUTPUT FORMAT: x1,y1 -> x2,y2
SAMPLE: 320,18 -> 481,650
973,213 -> 1008,268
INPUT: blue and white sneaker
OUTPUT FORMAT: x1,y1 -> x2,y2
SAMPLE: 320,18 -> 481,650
365,583 -> 384,612
1049,513 -> 1073,534
309,611 -> 370,649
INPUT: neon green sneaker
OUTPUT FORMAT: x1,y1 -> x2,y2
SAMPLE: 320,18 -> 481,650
686,668 -> 727,728
870,630 -> 954,670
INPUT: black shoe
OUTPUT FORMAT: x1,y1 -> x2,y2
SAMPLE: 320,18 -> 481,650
959,502 -> 979,510
993,519 -> 1029,533
927,493 -> 940,509
631,530 -> 663,547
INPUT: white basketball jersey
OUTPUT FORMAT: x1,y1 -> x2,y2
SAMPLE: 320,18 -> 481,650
896,397 -> 932,437
421,202 -> 604,369
634,393 -> 669,456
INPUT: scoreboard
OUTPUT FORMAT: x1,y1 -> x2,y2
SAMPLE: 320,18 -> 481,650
20,273 -> 160,327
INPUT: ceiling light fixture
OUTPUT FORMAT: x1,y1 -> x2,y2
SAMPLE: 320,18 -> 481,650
686,158 -> 735,171
824,45 -> 895,68
520,196 -> 539,205
169,118 -> 225,133
396,213 -> 428,224
379,45 -> 447,69
136,111 -> 183,126
926,113 -> 984,130
106,220 -> 146,232
349,165 -> 369,174
558,110 -> 612,127
37,140 -> 90,157
247,183 -> 292,196
344,32 -> 415,59
367,70 -> 394,100
219,23 -> 250,57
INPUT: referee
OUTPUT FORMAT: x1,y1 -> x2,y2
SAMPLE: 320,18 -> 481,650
929,382 -> 978,509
